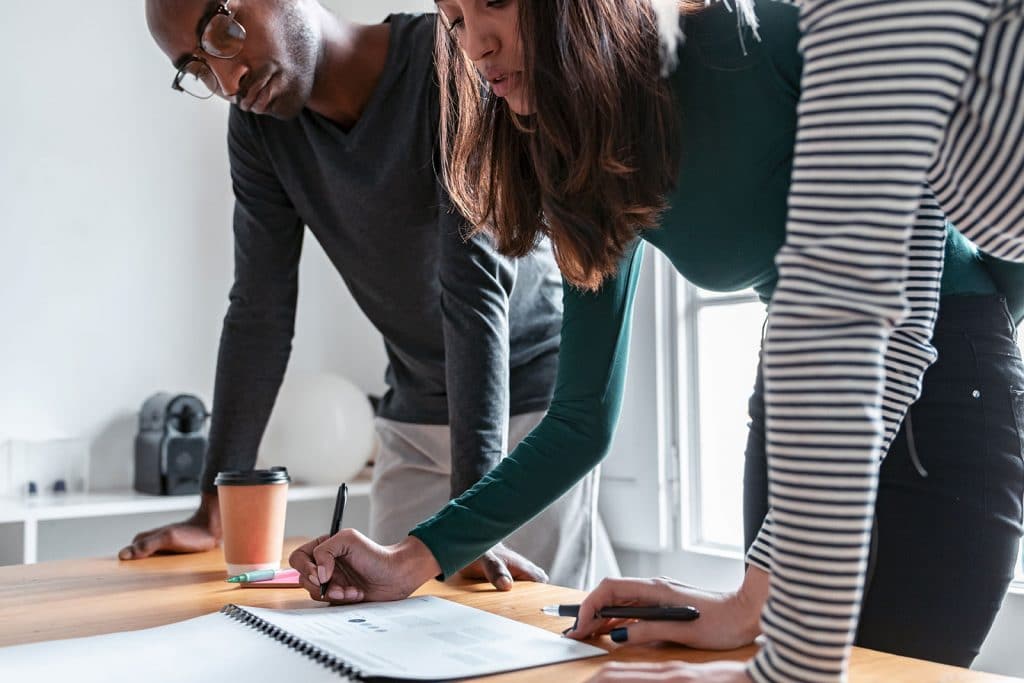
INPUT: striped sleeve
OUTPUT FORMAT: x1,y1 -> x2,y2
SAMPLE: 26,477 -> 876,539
877,195 -> 946,452
744,191 -> 946,576
751,2 -> 1024,681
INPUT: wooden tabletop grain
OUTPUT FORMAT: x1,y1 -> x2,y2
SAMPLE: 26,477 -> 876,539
0,540 -> 1017,682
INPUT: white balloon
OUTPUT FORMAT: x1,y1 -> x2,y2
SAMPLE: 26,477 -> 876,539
256,373 -> 377,485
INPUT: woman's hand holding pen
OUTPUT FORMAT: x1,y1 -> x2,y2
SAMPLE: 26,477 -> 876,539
567,568 -> 769,651
289,531 -> 440,604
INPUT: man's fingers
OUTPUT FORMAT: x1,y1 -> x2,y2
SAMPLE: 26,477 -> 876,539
501,553 -> 548,583
480,553 -> 514,591
130,526 -> 162,546
119,528 -> 166,560
119,521 -> 221,561
127,529 -> 172,559
118,542 -> 140,560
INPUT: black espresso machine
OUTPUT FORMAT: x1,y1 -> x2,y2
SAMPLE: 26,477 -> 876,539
134,393 -> 209,495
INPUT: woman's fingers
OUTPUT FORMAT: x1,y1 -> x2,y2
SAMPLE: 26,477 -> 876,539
571,577 -> 689,639
591,617 -> 631,636
604,619 -> 697,646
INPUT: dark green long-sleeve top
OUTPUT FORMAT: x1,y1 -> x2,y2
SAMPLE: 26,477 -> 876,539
410,0 -> 1024,577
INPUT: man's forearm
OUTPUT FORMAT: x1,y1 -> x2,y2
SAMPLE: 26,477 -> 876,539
201,311 -> 295,492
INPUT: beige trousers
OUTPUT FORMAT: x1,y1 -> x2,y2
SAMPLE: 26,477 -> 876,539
368,412 -> 619,590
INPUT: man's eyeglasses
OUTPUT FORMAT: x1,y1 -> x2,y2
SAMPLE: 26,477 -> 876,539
171,2 -> 247,100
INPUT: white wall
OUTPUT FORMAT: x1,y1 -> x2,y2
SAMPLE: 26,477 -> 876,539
0,0 -> 428,491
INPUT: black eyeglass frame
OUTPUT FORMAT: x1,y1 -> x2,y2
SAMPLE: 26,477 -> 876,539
170,2 -> 246,99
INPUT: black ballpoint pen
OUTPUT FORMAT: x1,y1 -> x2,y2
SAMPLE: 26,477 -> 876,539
321,482 -> 348,599
541,604 -> 700,621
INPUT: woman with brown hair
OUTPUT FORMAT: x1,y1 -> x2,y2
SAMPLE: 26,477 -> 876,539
290,2 -> 1024,681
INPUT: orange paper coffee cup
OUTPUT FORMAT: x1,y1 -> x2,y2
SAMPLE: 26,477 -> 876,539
215,467 -> 290,576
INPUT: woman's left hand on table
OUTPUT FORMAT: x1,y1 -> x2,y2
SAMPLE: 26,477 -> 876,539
566,573 -> 765,651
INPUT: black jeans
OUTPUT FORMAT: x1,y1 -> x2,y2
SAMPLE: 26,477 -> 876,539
743,295 -> 1024,667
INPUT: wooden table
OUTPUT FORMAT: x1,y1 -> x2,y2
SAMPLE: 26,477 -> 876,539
0,541 -> 1018,682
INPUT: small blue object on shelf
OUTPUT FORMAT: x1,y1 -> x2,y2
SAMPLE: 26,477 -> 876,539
27,481 -> 38,496
53,479 -> 67,493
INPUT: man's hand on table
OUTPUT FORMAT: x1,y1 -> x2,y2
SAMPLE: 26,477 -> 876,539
457,542 -> 549,590
118,492 -> 221,560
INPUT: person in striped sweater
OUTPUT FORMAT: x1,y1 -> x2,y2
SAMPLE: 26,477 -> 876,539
758,0 -> 1024,680
288,2 -> 1024,681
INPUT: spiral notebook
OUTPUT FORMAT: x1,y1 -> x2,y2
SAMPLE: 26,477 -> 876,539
0,596 -> 606,682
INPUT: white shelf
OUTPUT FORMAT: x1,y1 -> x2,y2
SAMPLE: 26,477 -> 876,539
0,480 -> 371,525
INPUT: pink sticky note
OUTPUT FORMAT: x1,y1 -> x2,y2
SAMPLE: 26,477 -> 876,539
238,568 -> 303,588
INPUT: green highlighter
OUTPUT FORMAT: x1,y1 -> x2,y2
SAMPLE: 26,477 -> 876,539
225,568 -> 299,583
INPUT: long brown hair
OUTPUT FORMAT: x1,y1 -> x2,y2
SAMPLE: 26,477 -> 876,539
437,1 -> 687,290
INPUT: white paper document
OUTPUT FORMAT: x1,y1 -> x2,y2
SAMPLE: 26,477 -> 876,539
243,595 -> 606,679
0,595 -> 606,681
0,612 -> 332,683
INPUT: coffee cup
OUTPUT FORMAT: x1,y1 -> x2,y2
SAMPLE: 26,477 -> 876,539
214,467 -> 290,576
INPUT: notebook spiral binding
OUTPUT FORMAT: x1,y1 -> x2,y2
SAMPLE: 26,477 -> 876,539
220,604 -> 366,681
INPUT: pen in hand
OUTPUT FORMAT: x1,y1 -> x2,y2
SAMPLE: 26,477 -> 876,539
541,604 -> 700,621
320,482 -> 348,599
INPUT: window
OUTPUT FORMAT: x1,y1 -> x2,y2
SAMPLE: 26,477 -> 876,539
677,281 -> 763,554
677,278 -> 1024,587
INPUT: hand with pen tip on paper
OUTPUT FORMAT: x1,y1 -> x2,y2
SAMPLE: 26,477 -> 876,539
289,536 -> 549,605
289,532 -> 552,605
288,529 -> 436,604
291,478 -> 547,604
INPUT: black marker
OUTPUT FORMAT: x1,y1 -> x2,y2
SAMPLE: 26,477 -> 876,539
541,604 -> 700,621
321,483 -> 348,599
